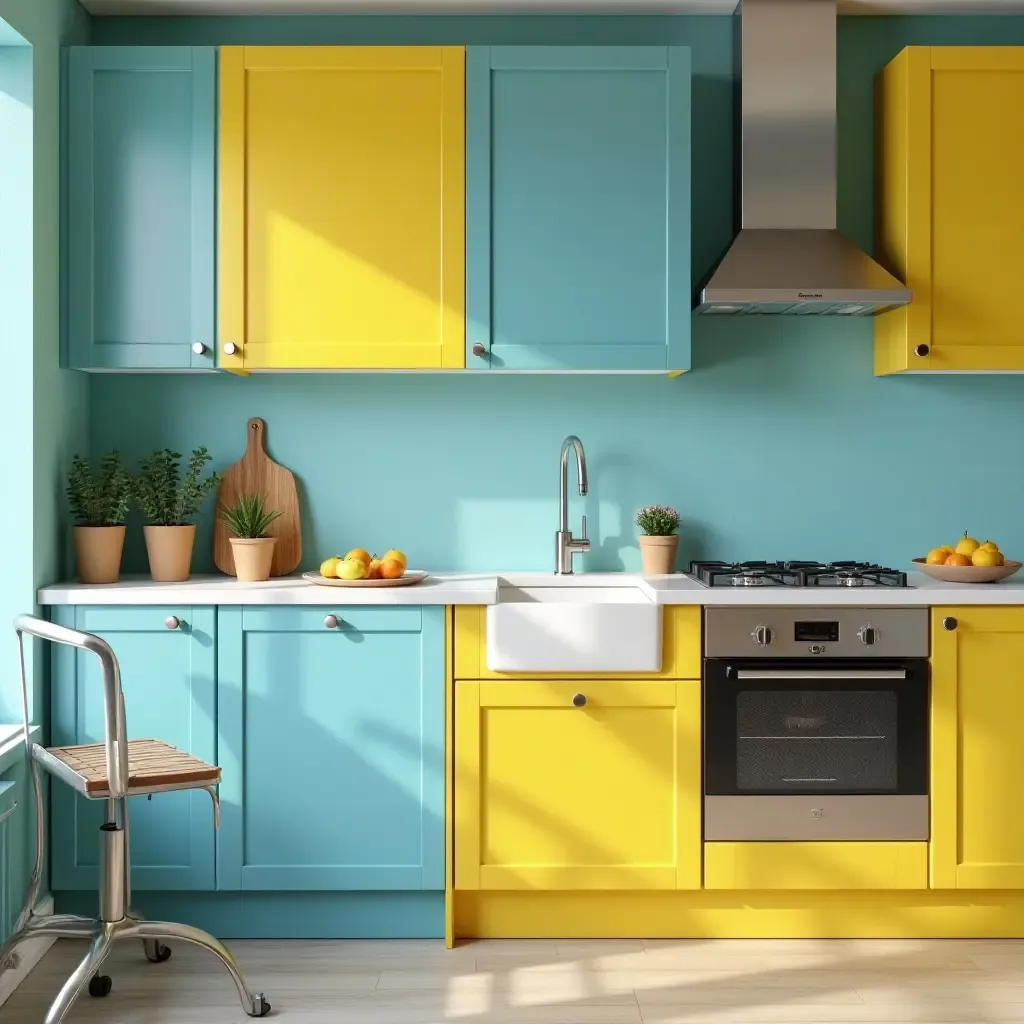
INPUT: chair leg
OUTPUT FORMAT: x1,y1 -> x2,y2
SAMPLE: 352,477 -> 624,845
124,920 -> 270,1017
43,924 -> 115,1024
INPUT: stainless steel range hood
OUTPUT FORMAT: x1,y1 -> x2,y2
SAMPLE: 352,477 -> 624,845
694,0 -> 911,317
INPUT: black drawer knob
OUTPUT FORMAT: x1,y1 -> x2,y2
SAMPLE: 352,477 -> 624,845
914,344 -> 930,357
942,616 -> 958,631
572,693 -> 586,708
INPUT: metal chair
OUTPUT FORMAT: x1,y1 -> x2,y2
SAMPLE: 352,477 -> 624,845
1,614 -> 272,1023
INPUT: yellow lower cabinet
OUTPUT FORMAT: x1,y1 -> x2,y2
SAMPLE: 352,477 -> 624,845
454,679 -> 701,890
932,607 -> 1024,889
704,843 -> 929,891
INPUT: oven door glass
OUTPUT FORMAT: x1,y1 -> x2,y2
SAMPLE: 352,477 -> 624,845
704,660 -> 928,796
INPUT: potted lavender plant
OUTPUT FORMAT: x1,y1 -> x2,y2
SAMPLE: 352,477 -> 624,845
635,505 -> 681,575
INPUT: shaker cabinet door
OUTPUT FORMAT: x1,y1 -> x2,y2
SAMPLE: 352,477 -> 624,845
218,46 -> 465,371
454,679 -> 701,890
876,47 -> 1024,373
216,606 -> 445,891
66,47 -> 216,371
49,606 -> 217,891
931,606 -> 1024,888
466,46 -> 691,372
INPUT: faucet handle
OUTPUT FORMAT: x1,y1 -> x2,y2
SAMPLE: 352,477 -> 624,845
581,515 -> 587,541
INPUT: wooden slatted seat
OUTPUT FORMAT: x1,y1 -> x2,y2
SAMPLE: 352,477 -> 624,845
44,739 -> 220,796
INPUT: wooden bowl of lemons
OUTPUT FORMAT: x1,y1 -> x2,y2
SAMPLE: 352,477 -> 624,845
915,533 -> 1021,583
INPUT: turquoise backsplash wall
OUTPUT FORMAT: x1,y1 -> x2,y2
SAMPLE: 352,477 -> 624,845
89,13 -> 1024,574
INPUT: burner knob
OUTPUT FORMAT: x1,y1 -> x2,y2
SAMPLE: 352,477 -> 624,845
857,625 -> 879,646
751,625 -> 774,647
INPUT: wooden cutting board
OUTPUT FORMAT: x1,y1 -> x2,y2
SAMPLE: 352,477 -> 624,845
213,418 -> 301,577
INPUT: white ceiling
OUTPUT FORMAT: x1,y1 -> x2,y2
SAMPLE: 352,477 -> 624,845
80,0 -> 1024,16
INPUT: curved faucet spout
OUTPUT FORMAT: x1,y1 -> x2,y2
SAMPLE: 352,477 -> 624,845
560,435 -> 588,502
556,436 -> 590,574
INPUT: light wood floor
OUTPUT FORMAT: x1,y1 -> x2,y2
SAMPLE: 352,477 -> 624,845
5,937 -> 1024,1022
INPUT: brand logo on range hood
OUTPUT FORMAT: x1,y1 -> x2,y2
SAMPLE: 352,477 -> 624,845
798,292 -> 824,299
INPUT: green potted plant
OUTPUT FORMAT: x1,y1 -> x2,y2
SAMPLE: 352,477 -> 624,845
635,505 -> 681,575
220,493 -> 283,583
66,452 -> 133,584
136,448 -> 219,582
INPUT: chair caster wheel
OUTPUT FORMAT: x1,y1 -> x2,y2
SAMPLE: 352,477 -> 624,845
88,974 -> 112,998
250,993 -> 271,1017
144,942 -> 172,963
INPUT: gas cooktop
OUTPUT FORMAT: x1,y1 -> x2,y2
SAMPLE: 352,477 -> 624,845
688,560 -> 910,589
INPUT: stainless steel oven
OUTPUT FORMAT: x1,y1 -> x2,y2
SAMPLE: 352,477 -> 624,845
703,607 -> 929,841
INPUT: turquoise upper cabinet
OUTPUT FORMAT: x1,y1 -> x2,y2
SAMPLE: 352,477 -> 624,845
217,606 -> 444,892
50,607 -> 217,891
66,48 -> 216,371
466,46 -> 691,372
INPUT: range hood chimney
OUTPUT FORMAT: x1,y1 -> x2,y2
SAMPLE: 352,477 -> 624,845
694,0 -> 911,317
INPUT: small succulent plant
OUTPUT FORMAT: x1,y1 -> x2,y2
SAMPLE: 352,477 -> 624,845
635,505 -> 681,537
220,493 -> 282,539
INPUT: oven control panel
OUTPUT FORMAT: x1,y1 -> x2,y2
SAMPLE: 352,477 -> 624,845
706,607 -> 929,659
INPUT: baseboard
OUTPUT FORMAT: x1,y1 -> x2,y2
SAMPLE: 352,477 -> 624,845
0,895 -> 55,1007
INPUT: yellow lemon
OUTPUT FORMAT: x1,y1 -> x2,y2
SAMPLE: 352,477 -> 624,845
972,548 -> 1002,568
955,532 -> 981,557
977,540 -> 999,553
319,557 -> 340,579
337,558 -> 368,581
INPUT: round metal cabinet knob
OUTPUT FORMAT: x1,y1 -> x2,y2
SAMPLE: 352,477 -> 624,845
572,693 -> 586,708
324,615 -> 339,629
471,343 -> 486,358
751,625 -> 774,647
191,342 -> 208,356
914,344 -> 930,357
942,616 -> 958,631
223,342 -> 238,356
165,617 -> 180,630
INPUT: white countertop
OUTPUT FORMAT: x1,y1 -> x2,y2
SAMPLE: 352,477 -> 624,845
36,570 -> 1024,606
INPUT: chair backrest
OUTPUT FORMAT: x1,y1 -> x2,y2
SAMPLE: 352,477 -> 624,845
13,614 -> 130,798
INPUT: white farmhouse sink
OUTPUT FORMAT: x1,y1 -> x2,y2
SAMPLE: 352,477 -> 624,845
486,584 -> 661,673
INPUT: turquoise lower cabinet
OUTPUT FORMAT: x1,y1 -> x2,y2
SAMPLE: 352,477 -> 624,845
466,46 -> 691,372
50,607 -> 217,891
217,606 -> 444,892
66,47 -> 216,370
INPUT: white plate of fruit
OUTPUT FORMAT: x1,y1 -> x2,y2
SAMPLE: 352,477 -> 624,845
914,533 -> 1021,584
303,549 -> 427,588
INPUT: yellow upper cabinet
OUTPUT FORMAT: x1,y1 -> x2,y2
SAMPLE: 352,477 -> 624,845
454,680 -> 702,891
931,607 -> 1024,888
219,46 -> 465,370
876,48 -> 1024,374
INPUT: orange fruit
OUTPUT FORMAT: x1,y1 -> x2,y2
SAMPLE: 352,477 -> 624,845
925,547 -> 948,566
344,548 -> 371,565
382,549 -> 407,571
366,558 -> 382,580
379,558 -> 405,580
944,552 -> 972,566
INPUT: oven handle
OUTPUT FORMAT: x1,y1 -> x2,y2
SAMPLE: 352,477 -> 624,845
734,669 -> 907,680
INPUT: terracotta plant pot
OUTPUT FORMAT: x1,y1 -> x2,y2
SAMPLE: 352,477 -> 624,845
229,537 -> 277,583
639,534 -> 679,575
74,525 -> 126,584
144,524 -> 196,583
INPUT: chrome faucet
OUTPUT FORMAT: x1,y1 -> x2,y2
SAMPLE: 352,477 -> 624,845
556,435 -> 590,575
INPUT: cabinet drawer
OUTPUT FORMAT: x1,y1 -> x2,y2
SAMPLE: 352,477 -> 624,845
240,606 -> 421,633
704,842 -> 928,890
